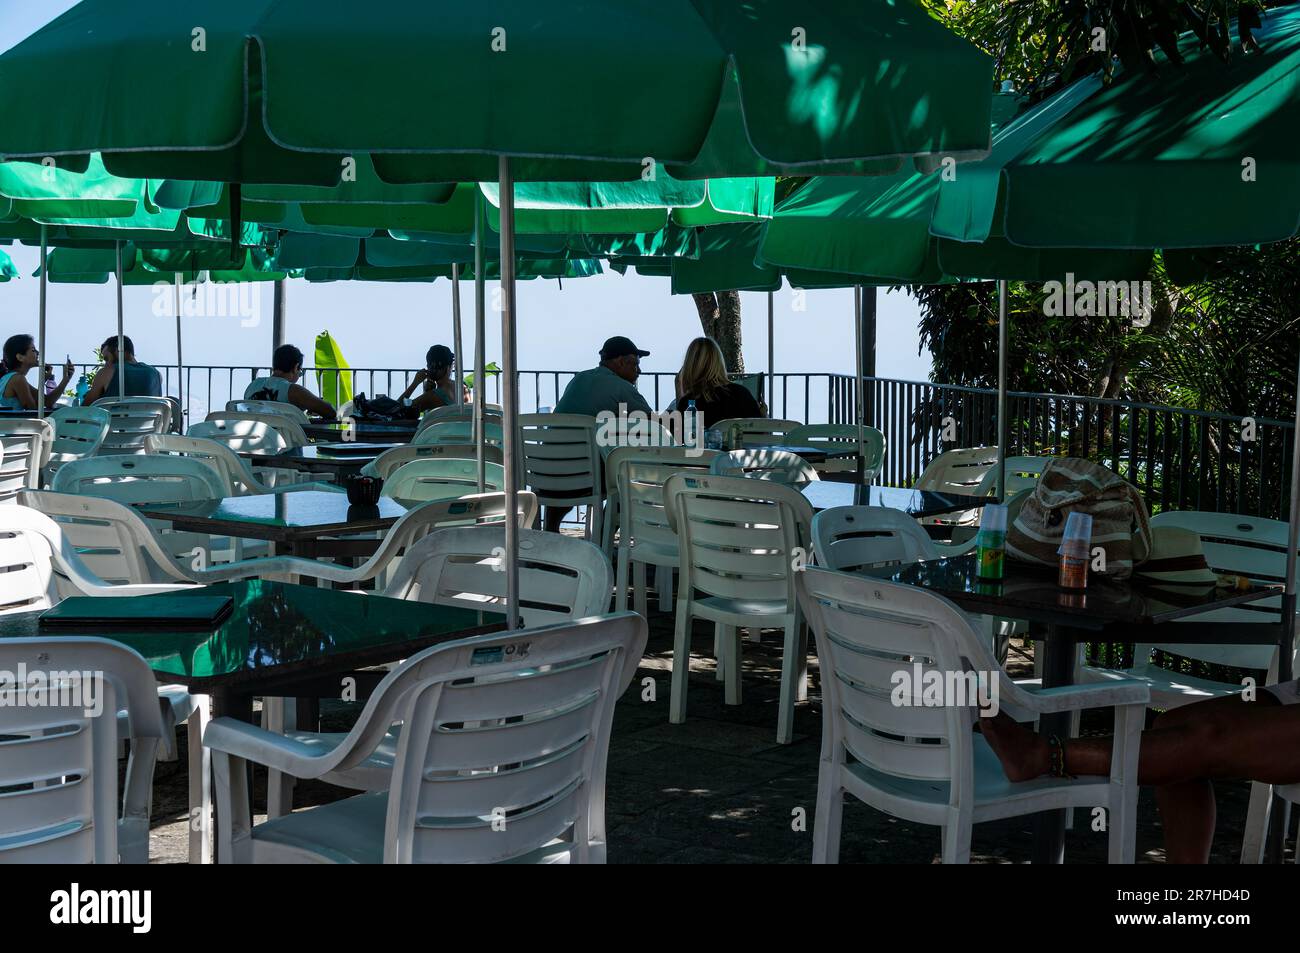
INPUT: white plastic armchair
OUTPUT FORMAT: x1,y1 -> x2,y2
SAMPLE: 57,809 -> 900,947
972,455 -> 1053,498
812,505 -> 938,572
414,420 -> 504,446
786,423 -> 886,481
0,637 -> 167,864
913,446 -> 1000,528
795,567 -> 1149,863
709,448 -> 820,486
47,406 -> 110,470
51,454 -> 227,504
0,418 -> 54,500
383,458 -> 506,506
145,433 -> 338,496
600,445 -> 720,561
187,418 -> 287,455
205,613 -> 647,864
416,403 -> 502,429
518,414 -> 604,540
92,397 -> 172,454
226,399 -> 310,423
203,411 -> 309,450
361,443 -> 503,481
712,417 -> 800,451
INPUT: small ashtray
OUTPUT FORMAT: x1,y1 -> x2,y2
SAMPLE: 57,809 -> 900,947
346,475 -> 383,506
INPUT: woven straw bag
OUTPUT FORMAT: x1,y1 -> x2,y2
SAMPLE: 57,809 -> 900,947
1005,458 -> 1152,580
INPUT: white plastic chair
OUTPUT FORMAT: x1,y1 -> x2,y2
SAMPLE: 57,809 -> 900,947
226,399 -> 310,423
383,458 -> 506,506
712,417 -> 800,451
0,505 -> 204,863
414,420 -> 504,447
187,418 -> 288,455
416,403 -> 502,429
518,414 -> 604,540
0,418 -> 53,501
362,443 -> 504,481
664,473 -> 814,744
51,455 -> 227,505
145,433 -> 338,497
972,455 -> 1053,497
709,448 -> 820,486
1078,510 -> 1298,863
47,406 -> 110,470
93,397 -> 172,454
786,423 -> 886,481
206,613 -> 647,864
812,505 -> 939,572
600,445 -> 720,561
612,453 -> 717,616
913,446 -> 1001,528
795,566 -> 1148,863
0,637 -> 168,864
203,411 -> 309,450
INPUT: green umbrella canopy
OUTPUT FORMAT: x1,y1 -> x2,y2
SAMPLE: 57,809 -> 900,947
302,257 -> 602,284
38,244 -> 280,284
0,0 -> 993,184
939,7 -> 1300,250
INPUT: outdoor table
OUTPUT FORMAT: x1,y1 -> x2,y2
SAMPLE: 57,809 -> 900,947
0,580 -> 507,862
859,552 -> 1283,864
801,482 -> 989,521
742,443 -> 829,464
303,419 -> 417,444
136,491 -> 407,560
242,443 -> 399,485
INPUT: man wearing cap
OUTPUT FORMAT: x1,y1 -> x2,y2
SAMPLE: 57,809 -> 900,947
554,336 -> 653,419
545,336 -> 653,532
398,344 -> 466,413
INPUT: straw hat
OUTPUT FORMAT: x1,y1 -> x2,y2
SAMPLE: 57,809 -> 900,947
1134,526 -> 1220,587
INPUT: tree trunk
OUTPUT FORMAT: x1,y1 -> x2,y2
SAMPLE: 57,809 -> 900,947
690,291 -> 744,373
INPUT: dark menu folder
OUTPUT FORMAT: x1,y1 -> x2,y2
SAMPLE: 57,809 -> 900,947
39,595 -> 234,630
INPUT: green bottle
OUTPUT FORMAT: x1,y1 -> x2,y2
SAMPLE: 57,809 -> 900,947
975,504 -> 1008,581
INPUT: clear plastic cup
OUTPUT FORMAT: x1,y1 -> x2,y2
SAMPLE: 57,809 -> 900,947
1058,511 -> 1093,589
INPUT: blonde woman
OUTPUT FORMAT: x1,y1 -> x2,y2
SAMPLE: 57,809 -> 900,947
672,337 -> 760,428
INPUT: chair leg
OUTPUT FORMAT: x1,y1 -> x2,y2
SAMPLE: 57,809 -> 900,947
669,603 -> 693,725
777,619 -> 801,744
263,698 -> 296,819
615,544 -> 631,613
720,624 -> 742,706
811,762 -> 844,864
632,560 -> 648,619
187,695 -> 212,864
657,566 -> 674,613
941,809 -> 973,863
212,751 -> 250,865
795,619 -> 810,703
1240,781 -> 1274,864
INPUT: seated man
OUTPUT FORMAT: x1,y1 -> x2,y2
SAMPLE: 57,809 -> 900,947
546,336 -> 653,533
244,344 -> 337,420
82,335 -> 163,404
397,344 -> 467,414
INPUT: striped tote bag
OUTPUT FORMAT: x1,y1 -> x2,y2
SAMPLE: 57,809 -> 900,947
1005,458 -> 1152,580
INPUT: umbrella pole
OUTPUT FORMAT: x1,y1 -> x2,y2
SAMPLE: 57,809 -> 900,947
175,278 -> 184,427
452,264 -> 464,410
474,191 -> 487,494
1264,351 -> 1300,862
499,157 -> 521,629
37,225 -> 47,418
116,241 -> 126,400
996,279 -> 1009,502
854,285 -> 864,484
767,290 -> 774,417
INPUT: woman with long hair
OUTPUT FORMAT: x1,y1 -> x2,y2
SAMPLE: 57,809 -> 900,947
673,336 -> 760,428
0,334 -> 74,411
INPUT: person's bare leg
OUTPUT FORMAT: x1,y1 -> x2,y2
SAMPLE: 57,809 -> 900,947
980,694 -> 1298,863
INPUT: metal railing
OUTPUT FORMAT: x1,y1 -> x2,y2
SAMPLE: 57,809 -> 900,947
94,362 -> 1293,521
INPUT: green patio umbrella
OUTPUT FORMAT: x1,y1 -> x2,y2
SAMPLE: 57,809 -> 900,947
0,0 -> 994,184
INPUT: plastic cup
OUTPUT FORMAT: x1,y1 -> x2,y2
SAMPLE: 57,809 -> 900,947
1058,511 -> 1093,589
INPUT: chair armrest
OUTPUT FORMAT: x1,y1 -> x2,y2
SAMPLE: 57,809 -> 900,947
189,557 -> 343,583
71,582 -> 201,598
262,481 -> 345,495
1003,677 -> 1150,715
203,716 -> 342,778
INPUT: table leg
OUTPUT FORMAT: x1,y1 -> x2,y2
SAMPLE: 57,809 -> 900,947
210,688 -> 254,864
1031,623 -> 1072,864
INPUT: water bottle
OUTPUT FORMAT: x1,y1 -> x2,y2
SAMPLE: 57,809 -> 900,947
686,400 -> 698,447
74,373 -> 90,404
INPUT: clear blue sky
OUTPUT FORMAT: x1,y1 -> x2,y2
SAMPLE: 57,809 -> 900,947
0,0 -> 931,416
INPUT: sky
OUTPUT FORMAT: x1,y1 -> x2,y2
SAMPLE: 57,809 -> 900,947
0,0 -> 931,416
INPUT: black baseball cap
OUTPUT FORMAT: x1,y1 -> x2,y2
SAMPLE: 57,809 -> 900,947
600,336 -> 650,360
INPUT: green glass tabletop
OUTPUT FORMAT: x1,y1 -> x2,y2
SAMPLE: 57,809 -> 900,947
136,490 -> 406,532
0,580 -> 506,692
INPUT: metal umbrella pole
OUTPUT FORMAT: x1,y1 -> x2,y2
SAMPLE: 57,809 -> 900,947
498,157 -> 521,628
767,290 -> 774,416
452,263 -> 464,409
175,278 -> 184,426
1264,350 -> 1300,862
115,241 -> 126,399
474,190 -> 487,493
996,279 -> 1009,502
854,285 -> 864,483
37,225 -> 47,418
